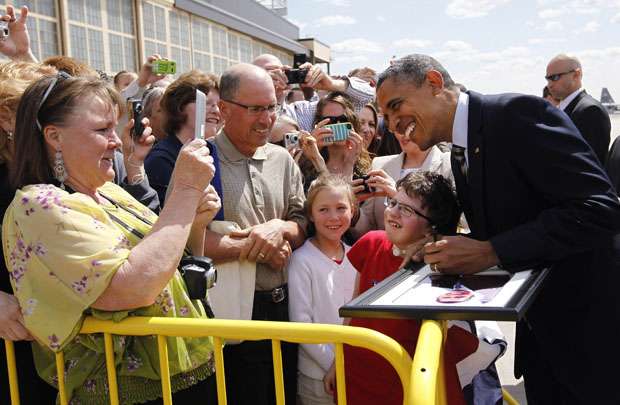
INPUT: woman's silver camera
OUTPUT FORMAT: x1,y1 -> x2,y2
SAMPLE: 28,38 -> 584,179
179,256 -> 217,300
0,21 -> 9,41
284,131 -> 300,148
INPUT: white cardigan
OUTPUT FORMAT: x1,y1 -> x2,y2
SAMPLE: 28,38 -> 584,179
288,239 -> 357,380
350,146 -> 453,239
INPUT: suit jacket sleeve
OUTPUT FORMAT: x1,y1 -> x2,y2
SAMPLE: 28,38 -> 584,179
489,97 -> 620,270
570,103 -> 611,166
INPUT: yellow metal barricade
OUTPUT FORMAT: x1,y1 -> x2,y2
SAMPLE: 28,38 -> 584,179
3,317 -> 413,405
3,317 -> 518,404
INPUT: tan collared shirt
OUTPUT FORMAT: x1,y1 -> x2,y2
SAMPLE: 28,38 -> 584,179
214,130 -> 307,290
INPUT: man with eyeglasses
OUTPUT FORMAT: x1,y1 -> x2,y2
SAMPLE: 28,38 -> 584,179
546,53 -> 611,165
201,63 -> 307,405
377,54 -> 620,404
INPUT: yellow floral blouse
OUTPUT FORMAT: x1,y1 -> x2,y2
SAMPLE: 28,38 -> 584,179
2,182 -> 214,405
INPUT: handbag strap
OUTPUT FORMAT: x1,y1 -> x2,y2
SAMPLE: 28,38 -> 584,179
99,191 -> 191,256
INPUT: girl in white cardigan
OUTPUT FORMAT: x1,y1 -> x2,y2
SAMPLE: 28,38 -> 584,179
288,175 -> 358,405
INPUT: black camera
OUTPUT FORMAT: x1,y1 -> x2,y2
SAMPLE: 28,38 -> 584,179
354,174 -> 375,194
0,21 -> 8,41
127,98 -> 143,140
285,68 -> 309,85
179,256 -> 217,300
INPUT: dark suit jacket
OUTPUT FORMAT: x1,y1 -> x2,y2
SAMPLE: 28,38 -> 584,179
564,89 -> 611,166
459,91 -> 620,402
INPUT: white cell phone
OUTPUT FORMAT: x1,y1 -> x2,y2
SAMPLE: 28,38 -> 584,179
195,89 -> 207,139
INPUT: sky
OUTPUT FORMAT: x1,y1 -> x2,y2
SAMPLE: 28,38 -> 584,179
286,0 -> 620,101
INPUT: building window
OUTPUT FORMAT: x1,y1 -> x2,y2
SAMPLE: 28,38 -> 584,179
67,0 -> 136,73
191,17 -> 211,72
239,36 -> 252,63
143,1 -> 168,60
18,1 -> 59,62
169,9 -> 191,75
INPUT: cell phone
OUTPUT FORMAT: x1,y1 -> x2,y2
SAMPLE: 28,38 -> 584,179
353,174 -> 375,194
151,59 -> 176,75
0,21 -> 8,41
284,132 -> 300,148
293,53 -> 308,68
285,68 -> 309,84
323,122 -> 353,143
194,89 -> 207,139
127,99 -> 143,140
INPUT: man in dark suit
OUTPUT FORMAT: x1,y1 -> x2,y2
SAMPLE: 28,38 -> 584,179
546,54 -> 611,165
376,54 -> 620,404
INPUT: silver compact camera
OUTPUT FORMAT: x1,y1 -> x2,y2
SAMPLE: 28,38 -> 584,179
284,131 -> 300,148
0,21 -> 9,41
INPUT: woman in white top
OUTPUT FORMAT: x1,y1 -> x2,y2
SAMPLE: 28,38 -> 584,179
288,175 -> 357,405
350,130 -> 453,240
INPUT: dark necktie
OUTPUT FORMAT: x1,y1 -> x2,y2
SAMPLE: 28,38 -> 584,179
451,145 -> 474,227
451,145 -> 468,182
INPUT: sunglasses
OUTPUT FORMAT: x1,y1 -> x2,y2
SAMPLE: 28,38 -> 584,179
320,115 -> 349,125
36,71 -> 72,131
545,69 -> 577,82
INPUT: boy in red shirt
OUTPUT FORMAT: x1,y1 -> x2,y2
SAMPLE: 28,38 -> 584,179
325,172 -> 504,405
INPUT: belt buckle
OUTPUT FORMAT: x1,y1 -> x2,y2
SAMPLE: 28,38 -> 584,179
271,287 -> 285,303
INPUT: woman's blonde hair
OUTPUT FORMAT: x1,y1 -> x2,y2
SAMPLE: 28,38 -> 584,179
304,174 -> 357,237
0,62 -> 57,163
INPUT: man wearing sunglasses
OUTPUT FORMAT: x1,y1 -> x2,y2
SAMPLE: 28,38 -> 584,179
546,53 -> 611,165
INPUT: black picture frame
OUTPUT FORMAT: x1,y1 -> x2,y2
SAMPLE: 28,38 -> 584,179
339,263 -> 549,322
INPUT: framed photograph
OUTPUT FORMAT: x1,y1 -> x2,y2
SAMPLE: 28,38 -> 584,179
339,264 -> 549,321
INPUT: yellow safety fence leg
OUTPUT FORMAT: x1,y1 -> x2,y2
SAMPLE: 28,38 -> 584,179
157,335 -> 173,405
212,337 -> 227,405
5,340 -> 20,405
502,388 -> 519,405
272,339 -> 285,405
410,320 -> 445,405
335,343 -> 347,405
104,333 -> 120,405
55,351 -> 68,405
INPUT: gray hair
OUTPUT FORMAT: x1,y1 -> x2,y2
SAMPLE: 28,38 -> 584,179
141,86 -> 165,118
219,68 -> 242,101
377,54 -> 455,90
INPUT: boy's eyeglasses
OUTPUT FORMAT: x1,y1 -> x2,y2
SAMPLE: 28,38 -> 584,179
385,197 -> 433,223
222,99 -> 277,115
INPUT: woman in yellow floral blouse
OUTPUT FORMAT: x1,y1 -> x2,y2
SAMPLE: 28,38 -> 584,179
2,74 -> 221,404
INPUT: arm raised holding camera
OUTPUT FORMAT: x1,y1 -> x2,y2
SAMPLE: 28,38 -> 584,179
0,5 -> 37,62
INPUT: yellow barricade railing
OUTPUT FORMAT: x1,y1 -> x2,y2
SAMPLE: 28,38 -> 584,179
4,316 -> 413,405
4,317 -> 518,404
411,320 -> 519,405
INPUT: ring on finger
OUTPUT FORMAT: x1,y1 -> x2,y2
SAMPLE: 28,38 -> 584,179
258,252 -> 266,259
431,263 -> 439,272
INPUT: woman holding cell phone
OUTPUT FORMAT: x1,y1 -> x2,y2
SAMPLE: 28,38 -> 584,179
297,92 -> 371,193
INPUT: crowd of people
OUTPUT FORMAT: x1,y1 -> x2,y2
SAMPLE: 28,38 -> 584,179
1,4 -> 619,405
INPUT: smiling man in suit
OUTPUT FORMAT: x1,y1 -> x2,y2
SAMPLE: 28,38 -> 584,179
376,54 -> 620,404
546,54 -> 611,165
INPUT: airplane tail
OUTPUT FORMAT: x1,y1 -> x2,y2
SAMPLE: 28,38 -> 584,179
601,87 -> 615,104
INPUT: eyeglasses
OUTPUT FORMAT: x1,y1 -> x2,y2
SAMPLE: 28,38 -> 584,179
319,114 -> 349,124
385,197 -> 433,222
545,69 -> 577,82
222,99 -> 277,115
36,71 -> 72,130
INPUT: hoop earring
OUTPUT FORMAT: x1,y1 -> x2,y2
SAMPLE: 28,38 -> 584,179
53,150 -> 68,190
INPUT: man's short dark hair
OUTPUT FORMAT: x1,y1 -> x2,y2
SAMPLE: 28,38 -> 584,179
396,171 -> 461,235
377,54 -> 455,90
